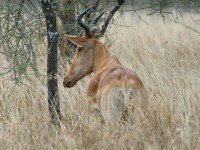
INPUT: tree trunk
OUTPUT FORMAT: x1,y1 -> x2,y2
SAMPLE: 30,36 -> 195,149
57,0 -> 76,57
40,0 -> 61,124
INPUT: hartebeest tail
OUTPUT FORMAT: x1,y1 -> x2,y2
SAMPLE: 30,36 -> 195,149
63,6 -> 148,125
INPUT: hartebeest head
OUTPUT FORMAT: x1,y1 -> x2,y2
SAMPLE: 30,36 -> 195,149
63,8 -> 107,88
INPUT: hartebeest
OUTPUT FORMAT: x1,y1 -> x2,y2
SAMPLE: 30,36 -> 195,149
63,7 -> 148,125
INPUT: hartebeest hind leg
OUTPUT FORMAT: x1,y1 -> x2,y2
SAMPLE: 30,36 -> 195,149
100,87 -> 127,125
98,84 -> 148,125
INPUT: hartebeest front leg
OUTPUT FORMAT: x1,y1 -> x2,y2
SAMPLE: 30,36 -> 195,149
87,73 -> 101,109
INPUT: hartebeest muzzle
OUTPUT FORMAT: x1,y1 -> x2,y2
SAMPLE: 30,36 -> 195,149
63,78 -> 76,88
63,81 -> 71,88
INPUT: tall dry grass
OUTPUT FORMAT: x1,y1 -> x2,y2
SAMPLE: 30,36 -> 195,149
0,11 -> 200,149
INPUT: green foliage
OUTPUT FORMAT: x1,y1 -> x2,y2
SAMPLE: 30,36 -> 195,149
0,0 -> 43,84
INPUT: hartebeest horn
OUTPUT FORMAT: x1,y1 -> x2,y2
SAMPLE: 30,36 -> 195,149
77,7 -> 91,36
77,1 -> 105,36
91,11 -> 106,34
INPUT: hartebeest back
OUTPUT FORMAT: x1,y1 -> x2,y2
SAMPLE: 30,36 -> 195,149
63,7 -> 148,125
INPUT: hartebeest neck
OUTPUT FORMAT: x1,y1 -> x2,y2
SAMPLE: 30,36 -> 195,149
93,40 -> 110,73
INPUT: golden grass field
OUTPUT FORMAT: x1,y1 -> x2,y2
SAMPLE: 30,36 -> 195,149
0,10 -> 200,149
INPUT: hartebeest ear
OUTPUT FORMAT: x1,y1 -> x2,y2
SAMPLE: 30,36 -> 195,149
64,34 -> 91,48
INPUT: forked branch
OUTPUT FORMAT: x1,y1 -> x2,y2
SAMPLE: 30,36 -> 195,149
99,0 -> 125,37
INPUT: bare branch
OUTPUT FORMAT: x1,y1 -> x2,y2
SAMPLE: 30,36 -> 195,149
98,0 -> 125,37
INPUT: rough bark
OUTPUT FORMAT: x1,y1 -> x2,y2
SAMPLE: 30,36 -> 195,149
40,0 -> 61,124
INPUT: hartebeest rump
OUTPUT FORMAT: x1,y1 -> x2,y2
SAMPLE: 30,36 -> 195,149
63,7 -> 148,125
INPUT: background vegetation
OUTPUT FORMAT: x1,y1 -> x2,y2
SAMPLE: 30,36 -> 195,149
0,0 -> 200,149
